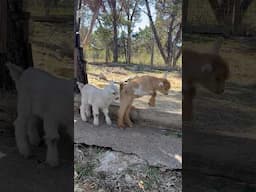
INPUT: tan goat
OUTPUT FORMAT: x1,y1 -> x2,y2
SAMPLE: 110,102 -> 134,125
118,75 -> 171,128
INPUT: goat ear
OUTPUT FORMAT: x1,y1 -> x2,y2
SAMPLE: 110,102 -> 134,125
201,63 -> 213,73
159,82 -> 164,87
76,82 -> 84,91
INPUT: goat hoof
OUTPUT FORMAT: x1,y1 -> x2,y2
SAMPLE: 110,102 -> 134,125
128,124 -> 133,128
148,102 -> 155,107
106,120 -> 112,126
81,118 -> 87,122
118,124 -> 126,128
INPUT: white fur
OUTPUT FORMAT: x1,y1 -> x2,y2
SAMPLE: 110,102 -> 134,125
133,85 -> 152,96
6,62 -> 73,167
77,82 -> 119,126
159,82 -> 164,87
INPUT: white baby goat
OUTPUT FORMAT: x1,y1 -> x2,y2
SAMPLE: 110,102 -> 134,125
77,82 -> 119,126
6,62 -> 73,167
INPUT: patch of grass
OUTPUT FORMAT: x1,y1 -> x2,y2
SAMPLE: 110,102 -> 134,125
142,167 -> 161,190
86,47 -> 181,68
75,161 -> 96,180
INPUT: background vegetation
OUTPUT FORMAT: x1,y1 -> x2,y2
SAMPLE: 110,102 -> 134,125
80,0 -> 182,69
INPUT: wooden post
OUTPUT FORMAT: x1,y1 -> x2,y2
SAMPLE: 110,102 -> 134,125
0,0 -> 33,90
182,0 -> 189,29
74,0 -> 87,93
0,0 -> 7,53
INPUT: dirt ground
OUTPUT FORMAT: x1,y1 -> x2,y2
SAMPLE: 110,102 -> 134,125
184,36 -> 256,138
182,35 -> 256,190
74,63 -> 182,191
74,94 -> 182,192
190,83 -> 256,138
74,145 -> 182,192
0,134 -> 73,192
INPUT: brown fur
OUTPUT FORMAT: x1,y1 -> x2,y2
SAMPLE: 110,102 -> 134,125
118,75 -> 171,128
183,48 -> 229,121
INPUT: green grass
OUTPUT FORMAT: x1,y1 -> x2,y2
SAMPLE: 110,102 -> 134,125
142,167 -> 161,190
75,162 -> 96,180
86,47 -> 182,68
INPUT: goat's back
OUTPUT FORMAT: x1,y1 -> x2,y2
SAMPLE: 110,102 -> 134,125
17,68 -> 73,127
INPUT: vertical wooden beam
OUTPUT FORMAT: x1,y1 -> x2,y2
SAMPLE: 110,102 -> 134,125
74,0 -> 87,93
0,0 -> 7,53
182,0 -> 189,28
0,0 -> 33,90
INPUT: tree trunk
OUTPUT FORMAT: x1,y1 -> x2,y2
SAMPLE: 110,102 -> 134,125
82,10 -> 99,47
105,46 -> 109,64
173,24 -> 182,69
233,0 -> 253,34
145,0 -> 167,65
127,23 -> 132,64
166,18 -> 175,68
150,34 -> 154,68
0,0 -> 33,90
0,0 -> 7,54
182,0 -> 189,27
112,1 -> 118,63
232,0 -> 241,34
208,0 -> 253,35
74,0 -> 87,93
173,47 -> 181,69
123,0 -> 139,65
208,0 -> 225,24
44,0 -> 51,16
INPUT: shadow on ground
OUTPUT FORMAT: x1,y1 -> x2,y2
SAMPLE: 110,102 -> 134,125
0,135 -> 73,192
183,82 -> 256,190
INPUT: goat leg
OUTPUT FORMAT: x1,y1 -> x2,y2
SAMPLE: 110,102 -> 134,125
148,92 -> 156,107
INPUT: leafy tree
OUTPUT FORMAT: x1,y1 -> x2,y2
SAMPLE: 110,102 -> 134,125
92,25 -> 112,63
106,0 -> 124,63
145,0 -> 182,68
120,0 -> 143,64
208,0 -> 253,33
133,26 -> 155,66
81,0 -> 105,47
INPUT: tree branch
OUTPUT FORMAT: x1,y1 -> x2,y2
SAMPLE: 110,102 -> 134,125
144,0 -> 167,63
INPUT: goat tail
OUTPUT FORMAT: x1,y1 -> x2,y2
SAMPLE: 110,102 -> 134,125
76,82 -> 85,91
5,62 -> 24,84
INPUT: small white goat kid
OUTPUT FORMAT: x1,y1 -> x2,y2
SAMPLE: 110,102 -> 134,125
77,82 -> 119,126
6,62 -> 73,167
